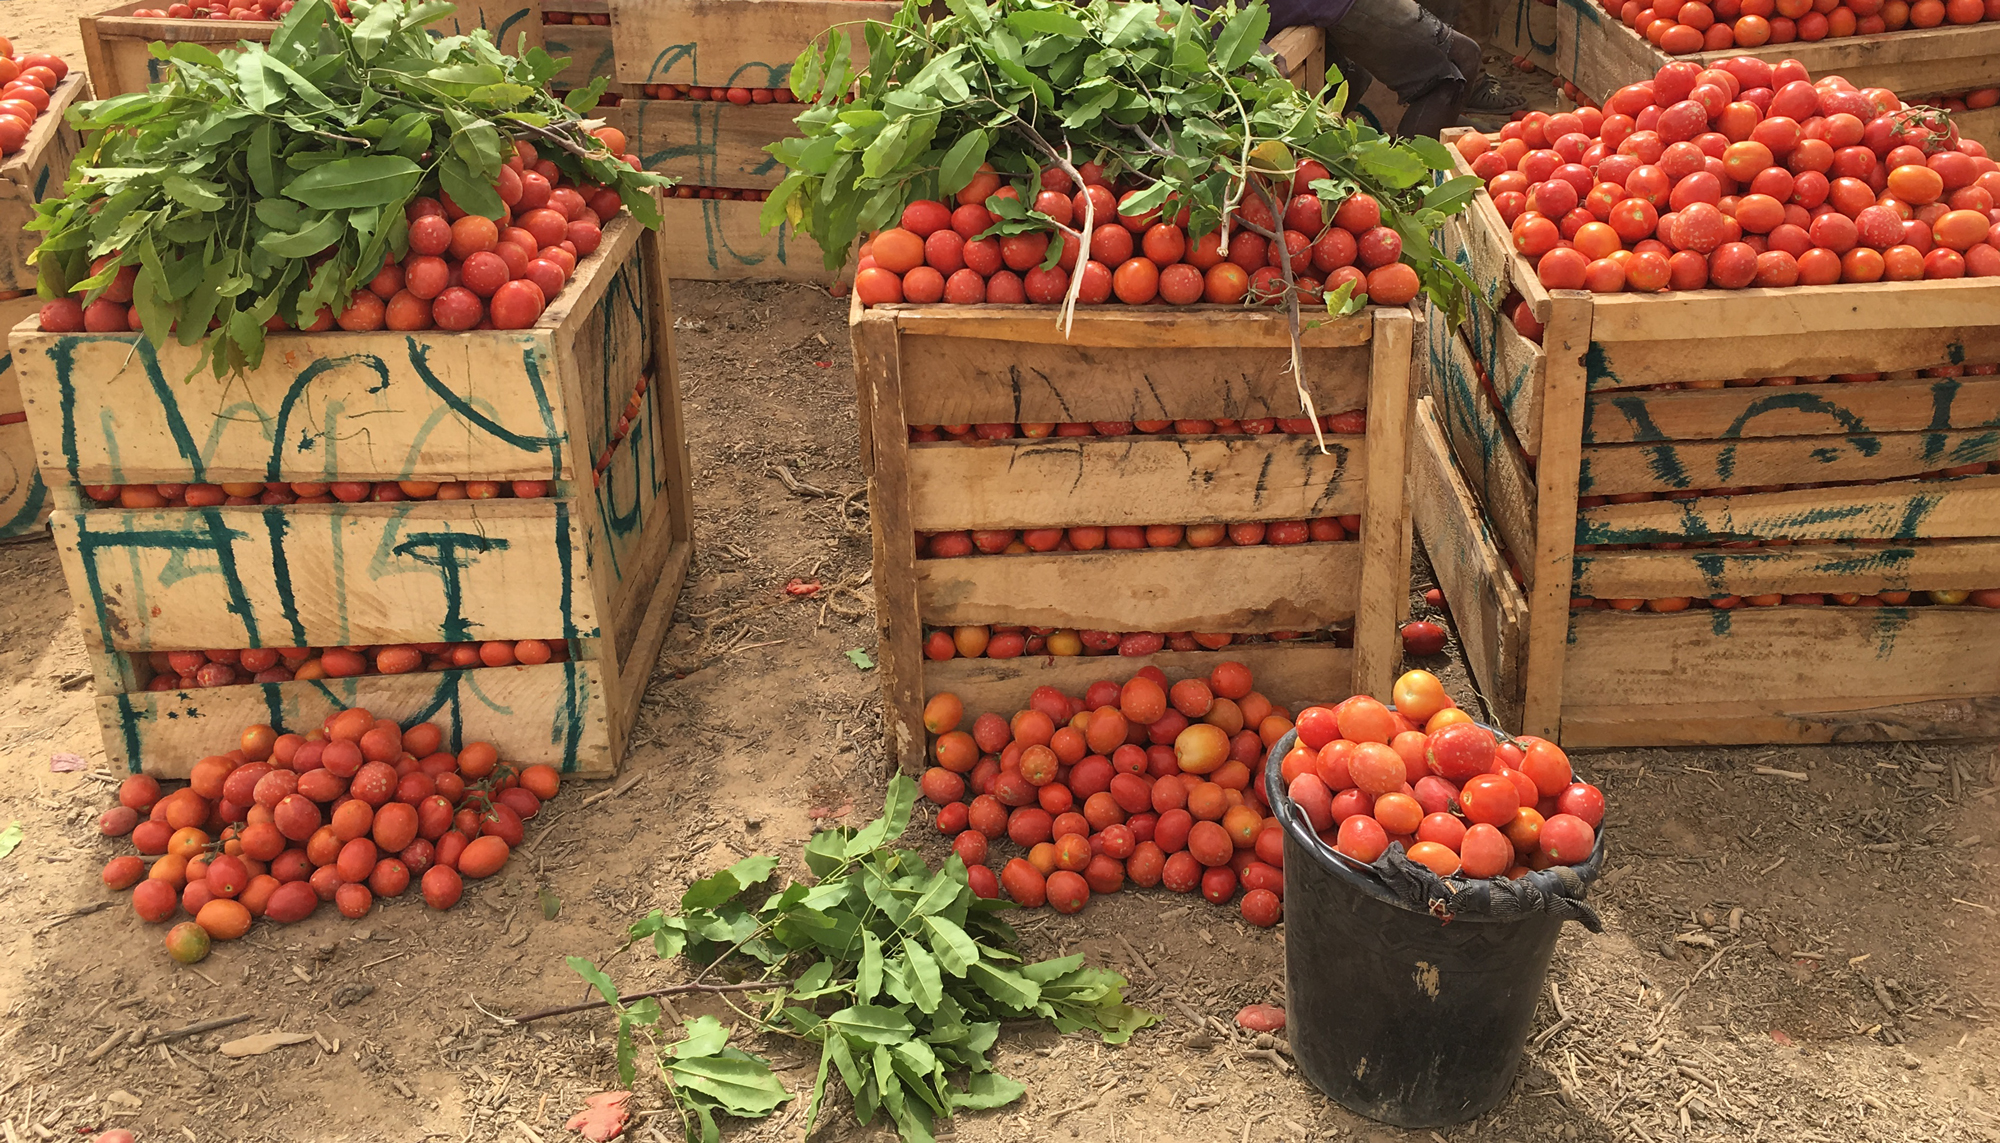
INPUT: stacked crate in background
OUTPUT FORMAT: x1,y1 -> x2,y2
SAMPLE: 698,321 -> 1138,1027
0,68 -> 90,539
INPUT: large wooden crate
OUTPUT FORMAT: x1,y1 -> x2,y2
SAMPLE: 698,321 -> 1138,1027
1547,0 -> 2000,105
851,299 -> 1417,771
1410,127 -> 2000,748
14,215 -> 692,776
78,0 -> 544,97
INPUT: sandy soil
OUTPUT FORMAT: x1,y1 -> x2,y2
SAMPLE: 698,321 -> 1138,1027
0,7 -> 1994,1143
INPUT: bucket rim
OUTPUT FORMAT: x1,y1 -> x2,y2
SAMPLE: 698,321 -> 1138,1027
1264,722 -> 1608,919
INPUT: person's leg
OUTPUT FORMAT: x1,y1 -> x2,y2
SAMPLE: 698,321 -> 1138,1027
1324,0 -> 1481,137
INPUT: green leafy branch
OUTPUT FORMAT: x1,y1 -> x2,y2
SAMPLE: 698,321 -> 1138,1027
568,776 -> 1156,1143
29,0 -> 671,378
763,0 -> 1479,320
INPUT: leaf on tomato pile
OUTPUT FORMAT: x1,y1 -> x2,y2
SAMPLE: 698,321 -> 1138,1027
30,0 -> 673,378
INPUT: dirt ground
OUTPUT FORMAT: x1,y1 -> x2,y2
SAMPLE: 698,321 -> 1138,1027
0,8 -> 1997,1143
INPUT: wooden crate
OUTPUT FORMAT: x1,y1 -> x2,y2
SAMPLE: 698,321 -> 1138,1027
79,0 -> 545,97
633,100 -> 794,189
609,0 -> 899,87
0,74 -> 90,294
13,215 -> 693,776
851,299 -> 1418,771
0,293 -> 50,538
1410,127 -> 2000,747
1492,0 -> 1560,72
1548,0 -> 2000,105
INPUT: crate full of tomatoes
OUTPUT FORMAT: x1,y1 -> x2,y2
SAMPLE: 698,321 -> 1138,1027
1410,52 -> 2000,747
15,0 -> 693,778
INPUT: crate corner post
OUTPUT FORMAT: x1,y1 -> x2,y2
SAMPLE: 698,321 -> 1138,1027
851,305 -> 926,774
1351,305 -> 1416,703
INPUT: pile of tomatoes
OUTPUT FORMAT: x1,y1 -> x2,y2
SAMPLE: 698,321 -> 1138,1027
853,162 -> 1425,308
919,660 -> 1298,926
1277,672 -> 1603,877
97,709 -> 558,962
1610,0 -> 2000,55
1462,56 -> 2000,292
39,130 -> 637,336
0,41 -> 69,156
919,666 -> 1605,927
135,640 -> 573,691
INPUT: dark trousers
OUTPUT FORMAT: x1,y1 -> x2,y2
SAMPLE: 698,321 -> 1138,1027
1269,0 -> 1481,138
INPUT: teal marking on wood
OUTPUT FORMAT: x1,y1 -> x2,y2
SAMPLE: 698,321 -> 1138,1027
400,336 -> 567,478
74,510 -> 259,648
390,531 -> 514,643
0,465 -> 46,538
260,507 -> 308,646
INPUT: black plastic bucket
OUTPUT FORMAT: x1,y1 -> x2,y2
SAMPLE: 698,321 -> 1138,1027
1265,727 -> 1605,1128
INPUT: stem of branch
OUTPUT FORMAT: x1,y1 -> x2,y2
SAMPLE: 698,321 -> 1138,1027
1006,116 -> 1094,337
1247,177 -> 1327,455
510,981 -> 772,1025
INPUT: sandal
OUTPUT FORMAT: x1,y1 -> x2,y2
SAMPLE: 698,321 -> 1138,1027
1465,75 -> 1526,114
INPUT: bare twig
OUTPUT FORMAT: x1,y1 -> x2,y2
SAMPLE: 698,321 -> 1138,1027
145,1014 -> 252,1046
505,981 -> 773,1026
1753,766 -> 1809,781
582,773 -> 643,809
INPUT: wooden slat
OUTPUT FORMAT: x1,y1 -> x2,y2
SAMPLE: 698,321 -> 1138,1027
906,435 -> 1366,531
543,20 -> 616,87
1266,25 -> 1325,91
80,1 -> 543,97
1559,694 -> 2000,747
1519,293 -> 1591,738
52,501 -> 597,653
1349,307 -> 1414,703
925,642 -> 1355,723
589,375 -> 673,661
609,0 -> 902,85
0,73 -> 87,292
896,334 -> 1372,426
1581,376 -> 2000,446
1426,311 -> 1537,576
1577,474 -> 2000,545
656,195 -> 837,282
11,218 -> 659,487
99,661 -> 614,778
1462,295 -> 1546,456
889,306 -> 1374,351
1586,323 -> 2000,390
632,100 -> 794,189
1409,397 -> 1527,732
1587,279 -> 2000,344
918,543 -> 1362,633
0,294 -> 45,418
552,215 -> 651,466
1579,429 -> 2000,496
1573,538 -> 2000,599
1561,605 -> 2000,710
0,420 -> 50,539
855,307 -> 927,771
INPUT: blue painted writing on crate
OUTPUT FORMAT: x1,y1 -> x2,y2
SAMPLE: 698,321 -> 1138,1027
390,531 -> 513,643
1555,0 -> 1604,94
42,335 -> 568,481
646,42 -> 789,88
74,510 -> 260,648
1512,0 -> 1557,55
401,336 -> 568,478
1575,487 -> 1949,546
639,102 -> 783,185
258,507 -> 309,647
0,459 -> 47,538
